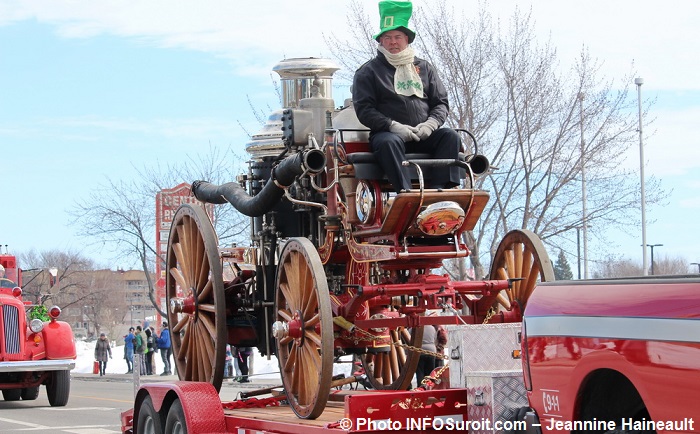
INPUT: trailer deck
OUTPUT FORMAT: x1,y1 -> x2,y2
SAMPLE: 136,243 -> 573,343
122,382 -> 470,433
223,387 -> 470,433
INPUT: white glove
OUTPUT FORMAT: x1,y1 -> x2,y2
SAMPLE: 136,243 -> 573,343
415,117 -> 440,140
390,121 -> 420,142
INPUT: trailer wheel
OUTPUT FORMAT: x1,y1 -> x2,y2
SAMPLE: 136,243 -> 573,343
137,395 -> 163,434
360,323 -> 424,390
165,399 -> 187,434
489,229 -> 554,312
46,370 -> 70,407
2,389 -> 21,401
274,238 -> 333,419
166,204 -> 226,392
21,386 -> 40,400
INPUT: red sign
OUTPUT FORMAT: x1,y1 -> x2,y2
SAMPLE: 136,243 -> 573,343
155,183 -> 197,317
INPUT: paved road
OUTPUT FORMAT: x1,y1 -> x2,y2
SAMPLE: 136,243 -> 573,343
0,373 -> 281,433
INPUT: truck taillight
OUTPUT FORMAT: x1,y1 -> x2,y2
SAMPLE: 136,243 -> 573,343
48,306 -> 61,319
12,286 -> 22,298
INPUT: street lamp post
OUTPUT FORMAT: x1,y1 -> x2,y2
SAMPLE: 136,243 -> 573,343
576,226 -> 582,279
635,77 -> 648,276
691,262 -> 700,273
646,243 -> 663,275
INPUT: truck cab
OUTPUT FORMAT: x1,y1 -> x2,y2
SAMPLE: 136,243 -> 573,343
522,276 -> 700,433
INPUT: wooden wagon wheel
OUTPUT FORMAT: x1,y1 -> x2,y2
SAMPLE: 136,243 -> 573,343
273,237 -> 333,419
360,322 -> 424,390
489,229 -> 554,312
166,204 -> 226,392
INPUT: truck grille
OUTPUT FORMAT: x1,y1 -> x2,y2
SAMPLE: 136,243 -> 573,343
2,304 -> 21,355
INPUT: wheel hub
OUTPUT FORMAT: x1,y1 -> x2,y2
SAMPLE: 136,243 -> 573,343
169,294 -> 196,315
272,310 -> 305,342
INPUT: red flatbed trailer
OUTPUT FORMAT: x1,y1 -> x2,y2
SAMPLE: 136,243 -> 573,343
121,381 -> 470,433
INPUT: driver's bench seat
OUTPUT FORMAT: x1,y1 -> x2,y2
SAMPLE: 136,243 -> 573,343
337,150 -> 488,237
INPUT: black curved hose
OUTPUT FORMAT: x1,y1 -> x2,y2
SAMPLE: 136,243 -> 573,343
191,149 -> 325,217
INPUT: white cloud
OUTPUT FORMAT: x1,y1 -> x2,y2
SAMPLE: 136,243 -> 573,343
3,0 -> 699,89
2,0 -> 354,72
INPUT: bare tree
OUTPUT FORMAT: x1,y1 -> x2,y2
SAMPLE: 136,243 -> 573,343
652,256 -> 690,276
593,254 -> 688,278
19,249 -> 96,306
323,0 -> 378,84
326,0 -> 664,278
18,249 -> 128,337
69,145 -> 250,315
592,255 -> 643,278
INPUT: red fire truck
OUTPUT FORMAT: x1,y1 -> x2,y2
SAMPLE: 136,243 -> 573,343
522,276 -> 700,433
0,252 -> 76,406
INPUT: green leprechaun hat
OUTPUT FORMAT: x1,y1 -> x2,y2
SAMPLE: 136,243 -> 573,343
373,1 -> 416,43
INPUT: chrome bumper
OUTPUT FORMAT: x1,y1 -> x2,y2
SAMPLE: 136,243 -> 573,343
0,359 -> 75,373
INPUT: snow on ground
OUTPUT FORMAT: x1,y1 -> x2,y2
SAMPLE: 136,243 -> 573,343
72,339 -> 352,380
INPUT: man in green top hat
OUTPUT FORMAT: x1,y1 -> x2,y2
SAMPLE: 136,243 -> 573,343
352,1 -> 462,193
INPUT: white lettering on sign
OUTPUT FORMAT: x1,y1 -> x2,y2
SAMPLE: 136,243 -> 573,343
159,194 -> 201,224
161,195 -> 200,208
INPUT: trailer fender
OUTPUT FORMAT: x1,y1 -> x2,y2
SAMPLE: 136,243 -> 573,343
133,381 -> 226,433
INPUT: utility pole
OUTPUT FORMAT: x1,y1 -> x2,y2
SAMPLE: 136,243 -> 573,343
579,92 -> 589,279
635,78 -> 648,276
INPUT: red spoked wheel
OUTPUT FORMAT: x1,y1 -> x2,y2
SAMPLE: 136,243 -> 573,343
273,237 -> 334,419
166,204 -> 226,392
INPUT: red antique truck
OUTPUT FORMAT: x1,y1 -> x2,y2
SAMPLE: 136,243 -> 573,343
521,276 -> 700,433
0,252 -> 76,406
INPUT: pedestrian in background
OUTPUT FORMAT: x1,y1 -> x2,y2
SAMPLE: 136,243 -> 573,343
94,332 -> 112,376
145,326 -> 155,375
156,321 -> 172,376
134,325 -> 147,375
232,346 -> 243,381
416,319 -> 441,386
124,327 -> 135,374
435,324 -> 448,367
236,346 -> 252,383
224,345 -> 233,378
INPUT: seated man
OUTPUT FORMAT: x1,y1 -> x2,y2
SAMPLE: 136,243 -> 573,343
352,0 -> 462,193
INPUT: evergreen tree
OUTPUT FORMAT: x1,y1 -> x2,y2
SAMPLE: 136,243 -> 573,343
554,250 -> 574,280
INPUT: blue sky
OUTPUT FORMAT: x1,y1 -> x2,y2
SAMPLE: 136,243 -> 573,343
1,0 -> 699,271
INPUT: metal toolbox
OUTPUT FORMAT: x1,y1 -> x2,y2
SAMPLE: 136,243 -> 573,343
446,323 -> 526,433
465,370 -> 528,434
446,322 -> 522,387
